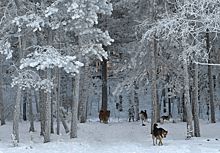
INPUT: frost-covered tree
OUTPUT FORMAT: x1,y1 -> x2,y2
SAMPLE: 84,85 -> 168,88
140,0 -> 220,138
11,0 -> 113,141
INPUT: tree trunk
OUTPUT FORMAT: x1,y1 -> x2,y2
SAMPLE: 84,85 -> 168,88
51,91 -> 54,134
70,70 -> 80,138
80,62 -> 89,123
39,71 -> 45,136
0,53 -> 5,125
162,89 -> 166,113
54,67 -> 60,135
34,90 -> 39,114
168,88 -> 171,115
206,30 -> 216,123
134,81 -> 139,121
29,88 -> 34,132
44,26 -> 53,142
182,52 -> 193,139
101,53 -> 108,112
149,0 -> 157,133
156,84 -> 160,122
60,108 -> 69,133
70,46 -> 81,138
0,0 -> 5,126
13,86 -> 22,142
23,90 -> 27,121
193,63 -> 200,137
44,69 -> 51,143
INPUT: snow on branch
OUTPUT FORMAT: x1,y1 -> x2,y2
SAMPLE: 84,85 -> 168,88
12,14 -> 45,32
0,39 -> 13,59
20,46 -> 83,75
11,68 -> 53,92
140,0 -> 220,63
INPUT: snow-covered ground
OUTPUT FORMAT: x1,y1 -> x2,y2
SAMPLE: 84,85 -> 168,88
0,118 -> 219,153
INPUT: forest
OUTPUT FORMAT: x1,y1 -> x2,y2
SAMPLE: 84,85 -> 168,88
0,0 -> 219,150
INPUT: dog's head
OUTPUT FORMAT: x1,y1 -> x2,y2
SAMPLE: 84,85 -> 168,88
153,123 -> 158,129
162,130 -> 168,138
139,110 -> 144,114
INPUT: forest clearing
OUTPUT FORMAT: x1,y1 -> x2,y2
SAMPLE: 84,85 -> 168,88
0,119 -> 219,153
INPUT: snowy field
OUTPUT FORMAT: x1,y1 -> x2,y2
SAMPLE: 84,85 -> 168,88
0,118 -> 219,153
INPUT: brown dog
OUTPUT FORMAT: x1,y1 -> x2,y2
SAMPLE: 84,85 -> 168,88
161,114 -> 171,121
99,109 -> 110,124
140,110 -> 148,126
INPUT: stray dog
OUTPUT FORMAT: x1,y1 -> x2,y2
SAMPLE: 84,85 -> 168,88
140,110 -> 148,126
161,114 -> 171,121
99,109 -> 111,124
152,123 -> 168,146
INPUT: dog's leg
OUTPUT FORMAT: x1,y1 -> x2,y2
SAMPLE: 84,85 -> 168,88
159,136 -> 163,146
152,135 -> 155,145
156,137 -> 157,144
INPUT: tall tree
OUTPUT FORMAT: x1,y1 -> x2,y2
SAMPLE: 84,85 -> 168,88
149,0 -> 157,133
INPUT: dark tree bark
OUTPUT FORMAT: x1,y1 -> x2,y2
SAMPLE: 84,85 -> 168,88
23,90 -> 27,121
193,63 -> 200,137
101,49 -> 108,112
206,30 -> 216,123
0,0 -> 5,126
29,88 -> 34,132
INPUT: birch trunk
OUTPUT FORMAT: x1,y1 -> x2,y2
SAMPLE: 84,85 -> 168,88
206,30 -> 216,123
80,62 -> 89,123
12,1 -> 22,140
29,88 -> 34,132
0,0 -> 5,126
193,63 -> 200,137
182,53 -> 193,139
13,86 -> 21,142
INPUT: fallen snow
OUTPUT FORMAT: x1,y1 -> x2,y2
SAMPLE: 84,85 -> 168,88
0,118 -> 219,153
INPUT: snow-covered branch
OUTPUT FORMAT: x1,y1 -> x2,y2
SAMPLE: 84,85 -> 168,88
20,46 -> 83,75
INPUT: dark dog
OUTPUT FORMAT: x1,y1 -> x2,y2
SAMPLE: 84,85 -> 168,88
99,109 -> 110,124
152,123 -> 168,146
161,114 -> 171,121
140,110 -> 148,126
